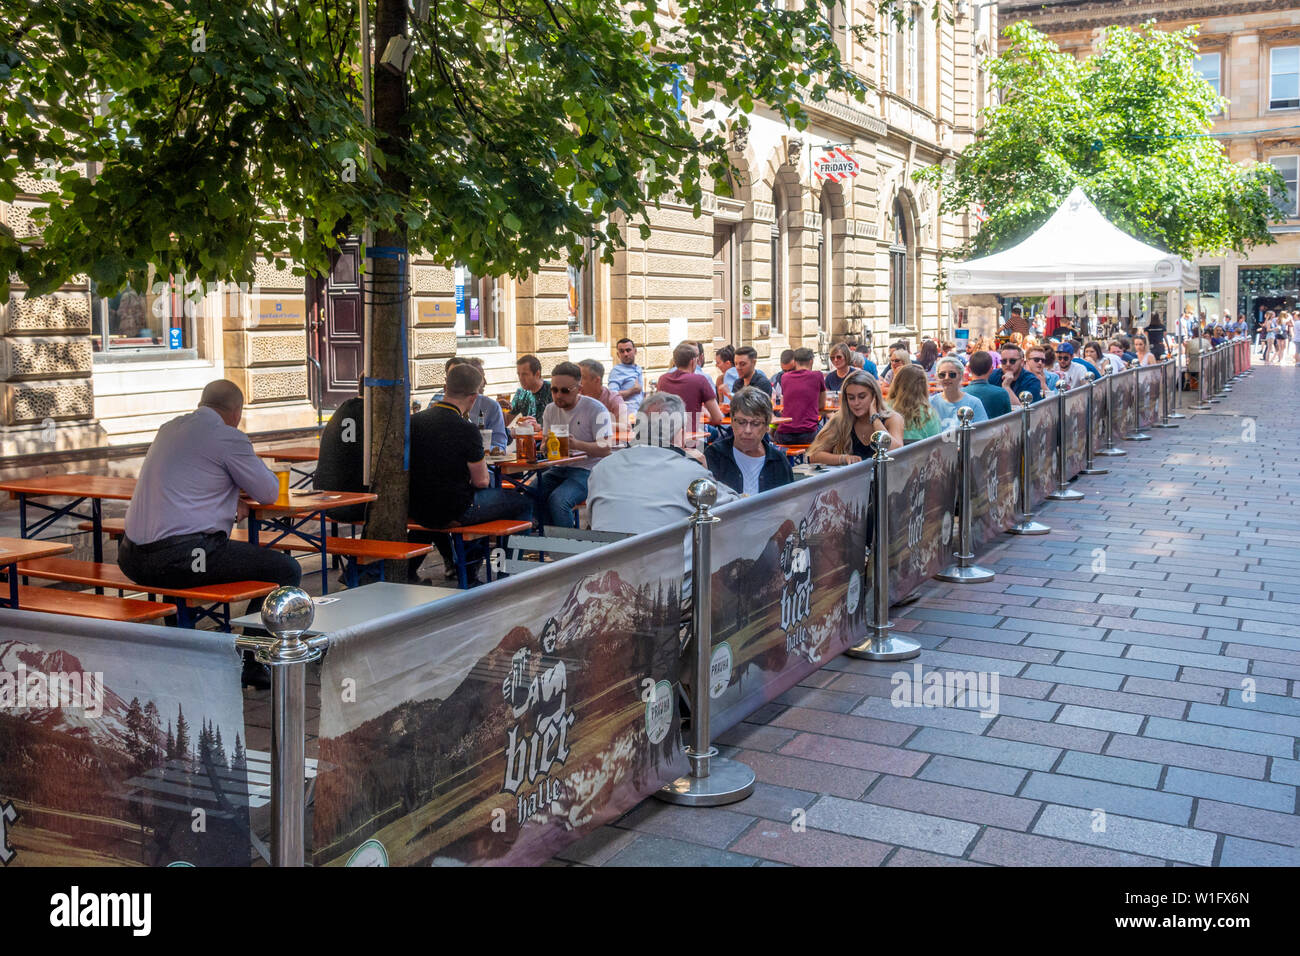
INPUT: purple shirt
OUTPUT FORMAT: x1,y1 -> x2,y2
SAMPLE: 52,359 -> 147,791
125,406 -> 280,543
657,368 -> 716,416
779,368 -> 826,432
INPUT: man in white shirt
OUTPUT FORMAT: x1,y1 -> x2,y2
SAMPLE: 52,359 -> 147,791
535,362 -> 614,528
588,391 -> 737,535
1053,342 -> 1090,388
118,381 -> 302,680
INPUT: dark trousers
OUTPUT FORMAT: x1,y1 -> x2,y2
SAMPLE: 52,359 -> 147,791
774,428 -> 818,445
410,487 -> 534,576
118,532 -> 302,617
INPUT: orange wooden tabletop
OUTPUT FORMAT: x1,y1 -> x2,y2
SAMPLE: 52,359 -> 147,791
257,445 -> 321,462
0,474 -> 137,500
244,490 -> 377,515
494,453 -> 589,474
0,537 -> 74,564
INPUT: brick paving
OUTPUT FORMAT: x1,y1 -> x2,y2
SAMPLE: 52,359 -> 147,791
567,363 -> 1300,867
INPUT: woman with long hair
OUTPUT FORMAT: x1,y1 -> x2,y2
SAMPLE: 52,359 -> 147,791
1133,334 -> 1156,366
890,365 -> 943,443
808,371 -> 903,465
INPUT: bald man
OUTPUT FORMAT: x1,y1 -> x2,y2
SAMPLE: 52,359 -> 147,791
118,380 -> 302,683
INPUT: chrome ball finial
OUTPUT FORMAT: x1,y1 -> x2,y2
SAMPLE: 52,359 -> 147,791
871,430 -> 893,451
1018,391 -> 1034,407
687,477 -> 718,512
957,405 -> 974,423
260,586 -> 314,639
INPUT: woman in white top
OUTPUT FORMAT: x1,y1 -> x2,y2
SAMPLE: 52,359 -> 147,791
1133,334 -> 1157,366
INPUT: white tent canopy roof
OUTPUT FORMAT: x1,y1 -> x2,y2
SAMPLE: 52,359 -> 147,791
946,187 -> 1197,295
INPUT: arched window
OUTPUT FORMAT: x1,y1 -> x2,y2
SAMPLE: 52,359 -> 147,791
771,187 -> 787,333
890,197 -> 910,330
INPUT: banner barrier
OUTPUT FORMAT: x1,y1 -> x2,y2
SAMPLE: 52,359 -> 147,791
0,610 -> 251,867
311,524 -> 689,866
1027,398 -> 1059,508
881,436 -> 960,604
1137,365 -> 1162,429
1110,367 -> 1138,440
706,463 -> 872,736
967,412 -> 1023,553
1063,388 -> 1090,477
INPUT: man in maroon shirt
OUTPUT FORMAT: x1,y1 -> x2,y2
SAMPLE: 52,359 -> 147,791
773,347 -> 825,444
657,343 -> 724,430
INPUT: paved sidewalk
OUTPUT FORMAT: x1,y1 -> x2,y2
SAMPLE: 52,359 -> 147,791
566,363 -> 1300,867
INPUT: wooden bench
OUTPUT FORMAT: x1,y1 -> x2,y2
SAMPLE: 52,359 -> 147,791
774,443 -> 812,463
17,556 -> 276,630
15,584 -> 175,623
82,520 -> 432,590
408,519 -> 535,589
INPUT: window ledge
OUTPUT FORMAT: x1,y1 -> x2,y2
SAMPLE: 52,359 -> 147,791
93,350 -> 202,366
456,337 -> 501,349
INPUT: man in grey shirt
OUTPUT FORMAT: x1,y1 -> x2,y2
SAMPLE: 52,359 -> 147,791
118,381 -> 303,675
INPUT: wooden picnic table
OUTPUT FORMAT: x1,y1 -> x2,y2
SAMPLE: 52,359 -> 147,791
244,491 -> 378,595
0,474 -> 138,562
0,537 -> 73,608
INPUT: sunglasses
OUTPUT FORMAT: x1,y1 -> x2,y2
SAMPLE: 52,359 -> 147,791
937,372 -> 959,380
1027,356 -> 1045,363
553,385 -> 580,395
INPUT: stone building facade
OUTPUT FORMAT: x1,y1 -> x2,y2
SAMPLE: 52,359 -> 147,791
1,2 -> 996,454
1001,0 -> 1300,327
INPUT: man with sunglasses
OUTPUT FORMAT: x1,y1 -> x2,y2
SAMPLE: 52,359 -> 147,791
534,362 -> 614,528
1055,341 -> 1090,387
988,343 -> 1043,403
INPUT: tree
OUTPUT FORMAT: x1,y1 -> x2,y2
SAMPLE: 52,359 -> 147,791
231,732 -> 246,772
914,20 -> 1283,276
1,0 -> 932,566
173,704 -> 190,770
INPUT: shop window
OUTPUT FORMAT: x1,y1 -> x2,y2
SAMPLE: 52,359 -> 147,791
568,239 -> 595,339
91,271 -> 195,355
455,266 -> 497,340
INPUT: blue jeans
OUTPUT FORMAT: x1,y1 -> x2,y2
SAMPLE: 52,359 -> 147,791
532,466 -> 590,529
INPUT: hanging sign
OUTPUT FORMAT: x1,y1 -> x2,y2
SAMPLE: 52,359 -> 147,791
812,147 -> 860,182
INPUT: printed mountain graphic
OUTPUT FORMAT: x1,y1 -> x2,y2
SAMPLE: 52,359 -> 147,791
314,566 -> 682,865
0,639 -> 133,752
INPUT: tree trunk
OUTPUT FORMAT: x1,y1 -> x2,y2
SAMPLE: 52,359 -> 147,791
366,0 -> 413,580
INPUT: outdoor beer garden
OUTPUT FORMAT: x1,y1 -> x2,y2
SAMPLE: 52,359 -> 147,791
0,190 -> 1258,868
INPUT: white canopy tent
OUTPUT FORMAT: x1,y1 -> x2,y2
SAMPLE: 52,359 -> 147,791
947,187 -> 1197,297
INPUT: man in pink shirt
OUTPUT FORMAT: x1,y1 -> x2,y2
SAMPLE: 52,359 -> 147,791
657,343 -> 724,428
578,359 -> 627,424
773,347 -> 825,444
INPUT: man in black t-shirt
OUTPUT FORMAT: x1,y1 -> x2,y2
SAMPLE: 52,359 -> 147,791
408,363 -> 532,583
313,391 -> 369,523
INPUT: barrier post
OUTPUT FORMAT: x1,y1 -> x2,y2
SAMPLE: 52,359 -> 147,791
936,407 -> 995,583
1122,362 -> 1151,441
1008,391 -> 1050,535
1096,371 -> 1127,457
847,432 -> 921,661
1153,357 -> 1178,428
1047,383 -> 1084,501
1079,372 -> 1108,475
257,586 -> 323,868
1169,346 -> 1187,420
1193,344 -> 1213,409
658,478 -> 755,806
1207,346 -> 1223,404
1217,345 -> 1231,395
